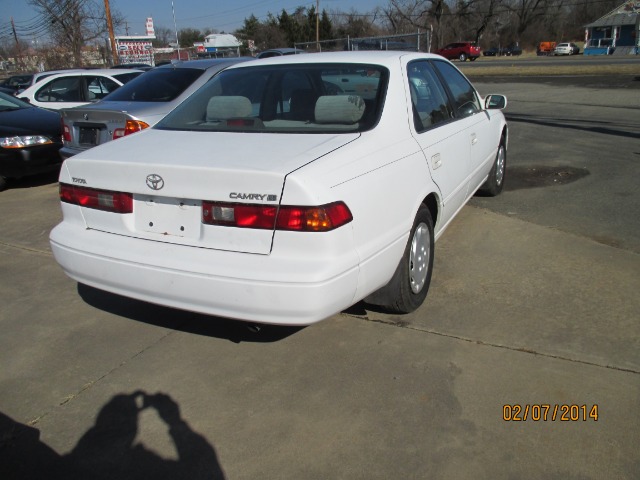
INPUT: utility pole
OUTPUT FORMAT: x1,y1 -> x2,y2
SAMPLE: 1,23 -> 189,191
172,1 -> 181,60
316,0 -> 319,51
11,17 -> 24,70
104,0 -> 118,65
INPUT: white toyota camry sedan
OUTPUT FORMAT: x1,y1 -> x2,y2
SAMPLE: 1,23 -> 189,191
50,51 -> 508,326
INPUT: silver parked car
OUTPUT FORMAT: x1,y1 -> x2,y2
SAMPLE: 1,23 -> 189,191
59,58 -> 250,159
554,42 -> 579,55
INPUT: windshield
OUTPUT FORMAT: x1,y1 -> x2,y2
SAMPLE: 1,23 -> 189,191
104,68 -> 204,102
156,63 -> 388,134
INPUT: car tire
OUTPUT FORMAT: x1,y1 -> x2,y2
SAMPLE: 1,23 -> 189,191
470,57 -> 477,61
479,141 -> 506,196
0,176 -> 7,192
384,204 -> 434,314
459,53 -> 467,61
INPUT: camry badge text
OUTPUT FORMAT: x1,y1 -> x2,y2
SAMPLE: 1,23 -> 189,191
229,193 -> 278,201
146,174 -> 164,191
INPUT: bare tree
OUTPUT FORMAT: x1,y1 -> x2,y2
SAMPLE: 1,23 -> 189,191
379,4 -> 415,33
332,8 -> 382,39
454,0 -> 505,43
388,0 -> 449,48
504,0 -> 553,37
152,26 -> 174,48
28,0 -> 122,67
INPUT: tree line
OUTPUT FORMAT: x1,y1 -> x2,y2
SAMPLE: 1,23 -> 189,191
1,0 -> 624,70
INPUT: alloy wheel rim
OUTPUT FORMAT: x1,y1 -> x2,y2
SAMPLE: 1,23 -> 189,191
409,223 -> 429,293
495,146 -> 505,185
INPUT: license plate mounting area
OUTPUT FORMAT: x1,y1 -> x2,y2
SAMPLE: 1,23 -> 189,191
134,195 -> 202,240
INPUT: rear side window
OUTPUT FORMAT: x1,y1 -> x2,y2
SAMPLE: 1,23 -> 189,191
432,60 -> 481,119
157,63 -> 388,134
35,76 -> 81,102
407,60 -> 453,132
105,68 -> 203,102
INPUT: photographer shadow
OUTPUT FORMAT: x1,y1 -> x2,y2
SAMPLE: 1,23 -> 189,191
0,391 -> 225,480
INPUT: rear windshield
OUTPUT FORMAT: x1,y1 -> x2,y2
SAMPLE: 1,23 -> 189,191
104,68 -> 203,102
156,63 -> 388,134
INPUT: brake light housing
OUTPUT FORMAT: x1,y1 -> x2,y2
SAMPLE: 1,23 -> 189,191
112,119 -> 150,139
202,201 -> 352,232
61,118 -> 71,142
60,183 -> 133,213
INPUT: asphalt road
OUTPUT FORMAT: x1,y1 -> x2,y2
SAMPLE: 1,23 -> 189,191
465,53 -> 640,69
1,76 -> 639,479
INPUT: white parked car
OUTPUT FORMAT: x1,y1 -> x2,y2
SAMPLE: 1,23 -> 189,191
17,68 -> 143,110
554,43 -> 578,55
50,51 -> 508,326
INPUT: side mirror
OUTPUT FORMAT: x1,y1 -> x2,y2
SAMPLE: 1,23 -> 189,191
485,94 -> 507,110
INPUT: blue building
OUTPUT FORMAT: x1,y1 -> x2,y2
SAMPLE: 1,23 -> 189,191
584,0 -> 640,55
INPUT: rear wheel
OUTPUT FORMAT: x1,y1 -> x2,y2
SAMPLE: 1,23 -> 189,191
479,141 -> 506,196
459,53 -> 467,61
385,205 -> 434,313
0,176 -> 7,192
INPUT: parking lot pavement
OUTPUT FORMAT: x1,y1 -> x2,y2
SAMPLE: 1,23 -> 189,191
472,78 -> 640,254
1,80 -> 639,479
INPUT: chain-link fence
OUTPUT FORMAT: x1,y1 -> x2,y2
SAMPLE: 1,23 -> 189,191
294,31 -> 432,54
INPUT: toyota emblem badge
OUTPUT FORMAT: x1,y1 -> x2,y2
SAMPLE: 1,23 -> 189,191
146,174 -> 164,190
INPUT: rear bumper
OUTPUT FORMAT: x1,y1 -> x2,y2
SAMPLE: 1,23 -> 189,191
50,222 -> 360,326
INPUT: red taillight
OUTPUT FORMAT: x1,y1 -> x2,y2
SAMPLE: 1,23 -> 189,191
202,201 -> 352,232
60,183 -> 133,213
112,119 -> 149,139
61,118 -> 71,142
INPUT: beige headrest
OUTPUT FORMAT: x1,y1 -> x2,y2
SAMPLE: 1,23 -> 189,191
314,95 -> 365,124
206,96 -> 252,120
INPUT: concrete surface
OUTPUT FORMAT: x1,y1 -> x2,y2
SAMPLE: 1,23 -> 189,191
1,78 -> 638,480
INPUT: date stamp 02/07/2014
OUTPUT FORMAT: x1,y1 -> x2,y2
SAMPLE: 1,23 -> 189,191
503,404 -> 599,422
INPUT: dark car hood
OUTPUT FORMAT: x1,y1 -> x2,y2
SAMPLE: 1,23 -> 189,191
0,106 -> 62,137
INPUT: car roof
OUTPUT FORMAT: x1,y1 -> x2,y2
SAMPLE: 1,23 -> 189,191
29,68 -> 143,80
257,48 -> 305,57
233,50 -> 443,69
17,68 -> 144,97
155,58 -> 252,71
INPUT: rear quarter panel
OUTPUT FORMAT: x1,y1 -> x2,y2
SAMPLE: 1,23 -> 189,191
283,64 -> 440,300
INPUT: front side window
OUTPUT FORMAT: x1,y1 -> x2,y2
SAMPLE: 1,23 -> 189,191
86,76 -> 119,100
156,63 -> 388,134
407,60 -> 453,132
432,60 -> 481,119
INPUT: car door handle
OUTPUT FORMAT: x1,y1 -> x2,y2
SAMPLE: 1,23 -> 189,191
471,133 -> 478,145
431,153 -> 442,170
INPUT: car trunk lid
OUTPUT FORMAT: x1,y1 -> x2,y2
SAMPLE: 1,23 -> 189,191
61,107 -> 135,150
62,128 -> 358,254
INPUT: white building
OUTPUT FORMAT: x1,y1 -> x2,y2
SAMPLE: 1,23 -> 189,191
196,34 -> 242,57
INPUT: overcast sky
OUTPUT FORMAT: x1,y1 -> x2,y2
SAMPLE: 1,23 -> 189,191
4,0 -> 386,38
